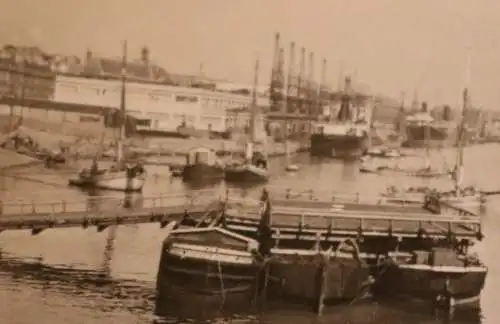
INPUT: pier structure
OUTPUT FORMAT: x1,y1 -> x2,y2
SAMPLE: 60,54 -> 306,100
0,187 -> 481,237
0,189 -> 222,234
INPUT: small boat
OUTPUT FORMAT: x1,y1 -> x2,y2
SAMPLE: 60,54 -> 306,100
374,247 -> 487,309
182,146 -> 224,183
155,225 -> 264,314
170,166 -> 183,177
285,163 -> 300,172
359,158 -> 382,173
382,185 -> 484,210
69,41 -> 147,192
225,58 -> 269,184
225,150 -> 269,183
383,148 -> 401,158
69,160 -> 146,192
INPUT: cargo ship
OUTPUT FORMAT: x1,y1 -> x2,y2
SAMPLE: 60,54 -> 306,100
310,77 -> 371,158
402,110 -> 456,148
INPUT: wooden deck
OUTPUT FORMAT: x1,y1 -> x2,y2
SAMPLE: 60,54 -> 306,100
0,189 -> 222,234
0,187 -> 482,239
223,187 -> 482,240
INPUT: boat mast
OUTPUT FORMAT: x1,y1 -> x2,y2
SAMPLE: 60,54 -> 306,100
117,40 -> 128,163
423,102 -> 431,170
284,42 -> 295,160
454,52 -> 471,193
245,56 -> 260,161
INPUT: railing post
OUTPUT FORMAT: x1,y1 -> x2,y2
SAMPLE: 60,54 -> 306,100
356,192 -> 360,203
62,200 -> 66,213
31,200 -> 36,214
0,200 -> 2,215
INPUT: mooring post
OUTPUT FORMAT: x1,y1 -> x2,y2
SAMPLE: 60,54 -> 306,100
315,252 -> 329,315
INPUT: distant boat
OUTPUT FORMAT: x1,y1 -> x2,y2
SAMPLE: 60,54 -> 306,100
181,146 -> 224,183
69,41 -> 146,192
225,58 -> 269,184
309,77 -> 371,159
374,247 -> 487,309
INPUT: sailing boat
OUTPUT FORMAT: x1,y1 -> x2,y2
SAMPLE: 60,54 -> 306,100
224,58 -> 269,183
436,87 -> 484,209
69,41 -> 146,192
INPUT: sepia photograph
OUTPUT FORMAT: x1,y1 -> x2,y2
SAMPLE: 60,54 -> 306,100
0,0 -> 498,323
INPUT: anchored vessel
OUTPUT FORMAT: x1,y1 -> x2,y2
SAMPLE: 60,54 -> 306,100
182,146 -> 225,183
384,81 -> 485,210
374,247 -> 487,309
155,225 -> 264,316
402,112 -> 455,148
309,77 -> 371,159
225,58 -> 269,184
69,41 -> 146,192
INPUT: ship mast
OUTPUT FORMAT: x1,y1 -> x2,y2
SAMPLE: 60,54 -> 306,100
117,40 -> 128,163
454,48 -> 471,193
284,42 -> 296,159
245,56 -> 260,163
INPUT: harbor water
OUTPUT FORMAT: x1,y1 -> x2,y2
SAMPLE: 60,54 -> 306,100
0,144 -> 499,323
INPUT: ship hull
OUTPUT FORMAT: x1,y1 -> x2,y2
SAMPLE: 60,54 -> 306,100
374,263 -> 487,305
225,164 -> 269,183
155,228 -> 262,317
69,169 -> 146,192
403,124 -> 454,148
310,133 -> 369,158
268,252 -> 371,305
182,163 -> 225,183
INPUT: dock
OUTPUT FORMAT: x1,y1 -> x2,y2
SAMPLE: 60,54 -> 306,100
223,187 -> 483,241
0,187 -> 482,241
0,189 -> 222,234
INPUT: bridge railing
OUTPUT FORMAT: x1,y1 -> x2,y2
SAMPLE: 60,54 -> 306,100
0,188 -> 222,216
223,185 -> 479,218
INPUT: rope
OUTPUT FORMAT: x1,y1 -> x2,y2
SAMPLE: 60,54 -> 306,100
217,259 -> 226,311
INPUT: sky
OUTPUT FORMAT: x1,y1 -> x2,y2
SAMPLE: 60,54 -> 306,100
1,0 -> 500,110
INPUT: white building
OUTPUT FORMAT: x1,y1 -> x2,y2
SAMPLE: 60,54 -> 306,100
53,75 -> 269,133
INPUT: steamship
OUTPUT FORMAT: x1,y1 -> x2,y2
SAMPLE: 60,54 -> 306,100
310,77 -> 371,158
402,107 -> 456,148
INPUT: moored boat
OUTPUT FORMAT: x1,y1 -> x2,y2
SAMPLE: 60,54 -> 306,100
155,225 -> 264,314
373,247 -> 487,309
68,41 -> 147,192
224,58 -> 269,184
225,150 -> 269,183
69,160 -> 146,192
182,146 -> 224,183
267,238 -> 372,309
309,77 -> 371,159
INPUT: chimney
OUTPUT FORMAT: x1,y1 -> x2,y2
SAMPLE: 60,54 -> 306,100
141,46 -> 150,65
421,101 -> 428,113
85,49 -> 92,65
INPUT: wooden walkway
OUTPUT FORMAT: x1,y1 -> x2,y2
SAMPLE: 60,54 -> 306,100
223,187 -> 483,240
0,189 -> 222,234
0,187 -> 482,239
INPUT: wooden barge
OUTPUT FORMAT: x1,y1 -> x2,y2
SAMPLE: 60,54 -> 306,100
174,187 -> 486,314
